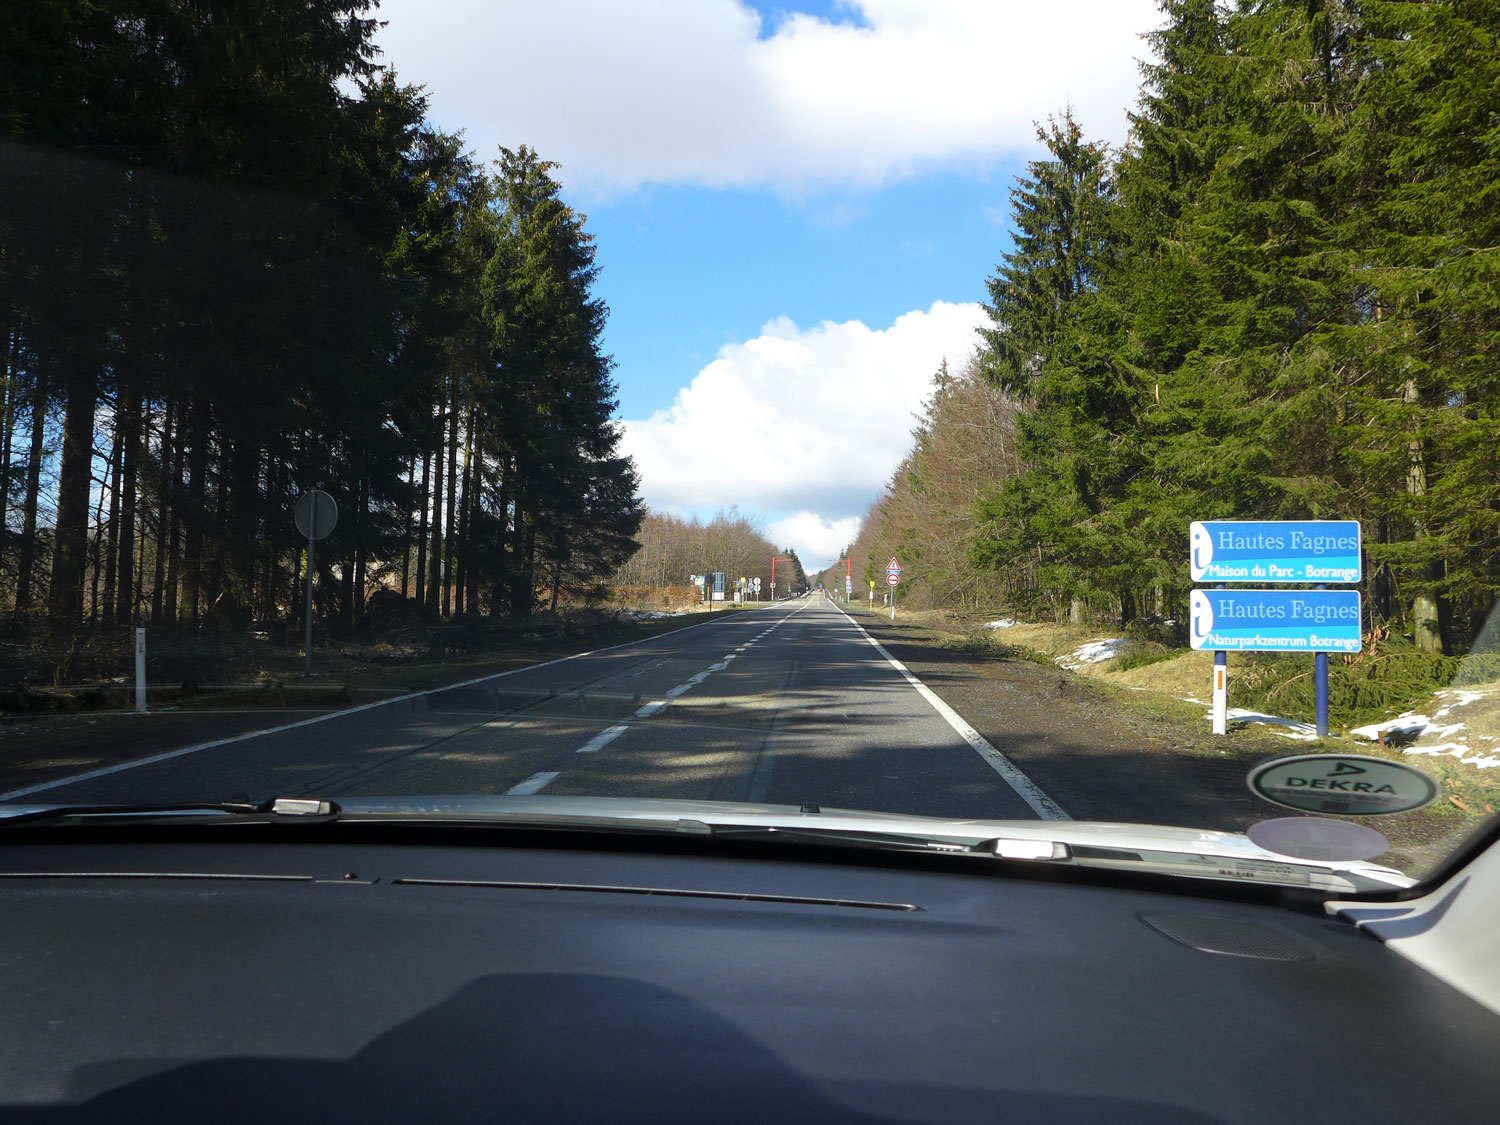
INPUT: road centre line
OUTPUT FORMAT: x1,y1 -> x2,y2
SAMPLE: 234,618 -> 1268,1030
827,603 -> 1069,821
505,771 -> 559,795
567,601 -> 807,756
0,605 -> 791,803
575,725 -> 628,754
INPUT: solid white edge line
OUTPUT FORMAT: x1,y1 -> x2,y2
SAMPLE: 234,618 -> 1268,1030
827,602 -> 1069,821
0,604 -> 787,802
505,771 -> 559,795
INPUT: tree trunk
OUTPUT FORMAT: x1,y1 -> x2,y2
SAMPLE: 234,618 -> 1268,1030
1404,377 -> 1442,654
151,398 -> 171,625
182,398 -> 210,628
442,384 -> 459,618
511,506 -> 537,620
1068,596 -> 1086,627
101,423 -> 122,623
455,398 -> 477,617
401,455 -> 414,599
163,400 -> 185,626
0,330 -> 15,601
47,367 -> 97,624
353,476 -> 368,625
426,403 -> 445,618
115,387 -> 141,625
15,370 -> 48,612
415,449 -> 430,605
89,434 -> 114,624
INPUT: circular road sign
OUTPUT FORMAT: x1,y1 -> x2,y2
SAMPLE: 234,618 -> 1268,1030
294,491 -> 339,541
1247,754 -> 1440,816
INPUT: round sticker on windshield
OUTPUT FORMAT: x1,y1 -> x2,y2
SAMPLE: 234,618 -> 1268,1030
1247,754 -> 1440,816
1247,817 -> 1390,862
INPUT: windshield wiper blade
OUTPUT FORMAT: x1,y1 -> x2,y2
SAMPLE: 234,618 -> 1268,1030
0,797 -> 340,827
677,820 -> 1004,855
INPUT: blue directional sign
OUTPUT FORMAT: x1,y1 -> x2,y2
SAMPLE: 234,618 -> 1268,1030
1190,520 -> 1361,583
1190,589 -> 1362,653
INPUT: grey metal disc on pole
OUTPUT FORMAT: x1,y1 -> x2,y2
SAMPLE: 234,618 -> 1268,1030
294,491 -> 338,677
294,491 -> 338,540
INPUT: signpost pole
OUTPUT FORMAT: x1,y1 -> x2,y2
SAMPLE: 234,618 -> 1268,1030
294,491 -> 338,678
1314,583 -> 1330,738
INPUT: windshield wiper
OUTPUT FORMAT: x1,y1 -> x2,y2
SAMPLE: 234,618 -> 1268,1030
0,798 -> 340,827
682,821 -> 996,854
675,819 -> 1067,860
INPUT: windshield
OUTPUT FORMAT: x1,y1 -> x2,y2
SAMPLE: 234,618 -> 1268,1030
2,0 -> 1496,887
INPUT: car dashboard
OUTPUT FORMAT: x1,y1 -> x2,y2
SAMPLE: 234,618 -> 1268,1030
0,830 -> 1496,1123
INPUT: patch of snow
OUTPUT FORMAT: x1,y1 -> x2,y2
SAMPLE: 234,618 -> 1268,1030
1350,713 -> 1432,742
1432,688 -> 1493,720
622,609 -> 682,621
1216,709 -> 1319,740
984,618 -> 1017,630
1056,638 -> 1128,669
1352,705 -> 1500,771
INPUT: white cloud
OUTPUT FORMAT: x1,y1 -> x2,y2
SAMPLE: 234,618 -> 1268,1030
619,300 -> 987,567
766,512 -> 865,572
374,0 -> 1163,194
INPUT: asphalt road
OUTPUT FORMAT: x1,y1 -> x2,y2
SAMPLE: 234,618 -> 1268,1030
0,595 -> 1060,820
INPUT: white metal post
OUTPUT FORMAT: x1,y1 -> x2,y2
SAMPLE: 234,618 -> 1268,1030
134,628 -> 147,713
1211,582 -> 1227,734
1212,651 -> 1228,735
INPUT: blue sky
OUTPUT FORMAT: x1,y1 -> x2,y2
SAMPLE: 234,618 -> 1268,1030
586,171 -> 1014,419
374,0 -> 1161,568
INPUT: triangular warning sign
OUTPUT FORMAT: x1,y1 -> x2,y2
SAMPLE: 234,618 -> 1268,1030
1328,762 -> 1367,776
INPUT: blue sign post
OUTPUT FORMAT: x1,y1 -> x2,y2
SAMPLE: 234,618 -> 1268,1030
1190,521 -> 1362,739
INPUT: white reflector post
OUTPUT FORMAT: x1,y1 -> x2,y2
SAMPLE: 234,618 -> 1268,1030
1212,651 -> 1228,736
135,628 -> 147,714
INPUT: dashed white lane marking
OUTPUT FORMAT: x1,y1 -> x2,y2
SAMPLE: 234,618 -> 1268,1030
827,602 -> 1068,821
553,601 -> 812,782
0,605 -> 781,803
505,771 -> 559,795
575,725 -> 628,754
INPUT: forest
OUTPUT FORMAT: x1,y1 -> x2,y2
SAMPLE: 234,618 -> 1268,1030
1,0 -> 644,640
830,0 -> 1498,658
613,510 -> 809,607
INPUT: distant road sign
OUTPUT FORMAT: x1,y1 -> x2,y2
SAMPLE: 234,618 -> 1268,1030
1190,589 -> 1361,653
294,491 -> 338,541
1190,520 -> 1361,583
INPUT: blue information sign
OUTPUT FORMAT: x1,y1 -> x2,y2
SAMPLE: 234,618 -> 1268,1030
1190,520 -> 1361,583
1190,589 -> 1362,653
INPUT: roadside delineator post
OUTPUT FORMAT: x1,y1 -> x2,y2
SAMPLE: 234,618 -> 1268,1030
1212,651 -> 1228,736
135,628 -> 147,714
